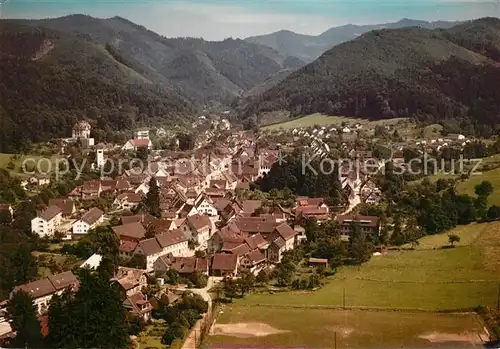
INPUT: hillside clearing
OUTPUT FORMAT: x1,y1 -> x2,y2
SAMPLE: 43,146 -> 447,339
261,113 -> 408,131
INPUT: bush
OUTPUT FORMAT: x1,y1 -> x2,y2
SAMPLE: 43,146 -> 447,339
161,322 -> 187,345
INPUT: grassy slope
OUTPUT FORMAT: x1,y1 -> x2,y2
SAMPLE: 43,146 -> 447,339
456,167 -> 500,206
226,221 -> 500,310
262,113 -> 408,131
0,153 -> 62,173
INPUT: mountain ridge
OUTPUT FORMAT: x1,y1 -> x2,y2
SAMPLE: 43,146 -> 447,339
245,18 -> 463,62
240,17 -> 500,135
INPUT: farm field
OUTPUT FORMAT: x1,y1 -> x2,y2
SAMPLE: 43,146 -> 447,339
222,221 -> 500,311
261,113 -> 408,131
210,307 -> 487,349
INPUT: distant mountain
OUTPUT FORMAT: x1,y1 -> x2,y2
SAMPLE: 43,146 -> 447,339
245,18 -> 462,63
241,18 -> 500,133
16,15 -> 303,104
0,21 -> 194,152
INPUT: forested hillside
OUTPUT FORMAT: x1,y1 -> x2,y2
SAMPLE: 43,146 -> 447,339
17,15 -> 299,104
241,18 -> 500,136
0,22 -> 194,152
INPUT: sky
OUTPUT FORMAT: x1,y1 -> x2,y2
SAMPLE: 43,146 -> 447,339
2,0 -> 499,40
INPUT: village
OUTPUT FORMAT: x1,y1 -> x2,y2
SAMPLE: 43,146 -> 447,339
1,114 -> 498,348
0,117 -> 387,342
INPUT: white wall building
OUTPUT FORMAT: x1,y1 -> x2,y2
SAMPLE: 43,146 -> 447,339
72,208 -> 104,235
31,205 -> 63,237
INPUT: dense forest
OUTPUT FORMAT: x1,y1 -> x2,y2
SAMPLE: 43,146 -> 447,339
11,15 -> 298,104
0,23 -> 194,152
241,18 -> 500,136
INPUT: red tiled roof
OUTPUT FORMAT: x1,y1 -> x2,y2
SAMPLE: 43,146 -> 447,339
212,253 -> 238,271
39,205 -> 62,221
155,229 -> 188,248
128,139 -> 151,148
187,214 -> 211,232
296,197 -> 325,207
234,221 -> 278,234
241,200 -> 262,214
120,212 -> 156,226
80,207 -> 104,225
48,198 -> 74,216
275,223 -> 296,241
336,215 -> 380,228
120,240 -> 138,253
139,238 -> 162,256
112,222 -> 146,240
246,249 -> 266,264
244,233 -> 268,250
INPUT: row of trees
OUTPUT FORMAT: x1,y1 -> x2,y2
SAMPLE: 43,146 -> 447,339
152,293 -> 208,345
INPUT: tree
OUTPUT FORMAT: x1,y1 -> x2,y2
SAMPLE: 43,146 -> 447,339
448,234 -> 460,247
125,254 -> 147,270
10,244 -> 38,286
349,227 -> 374,264
145,177 -> 161,217
0,209 -> 12,224
256,269 -> 269,284
222,277 -> 238,300
177,133 -> 195,151
47,291 -> 78,348
166,269 -> 180,285
276,261 -> 295,287
474,181 -> 494,198
135,147 -> 148,163
7,290 -> 43,348
487,205 -> 500,221
238,272 -> 256,297
47,268 -> 130,348
162,322 -> 187,345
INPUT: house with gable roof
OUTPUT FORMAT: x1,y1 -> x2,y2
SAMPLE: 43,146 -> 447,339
122,139 -> 153,151
11,271 -> 79,315
72,207 -> 104,235
179,213 -> 215,250
268,223 -> 297,263
31,205 -> 63,237
133,229 -> 191,272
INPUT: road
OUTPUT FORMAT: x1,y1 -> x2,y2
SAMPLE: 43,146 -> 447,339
179,276 -> 222,349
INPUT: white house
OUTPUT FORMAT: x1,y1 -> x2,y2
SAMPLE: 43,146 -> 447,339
72,121 -> 91,139
72,207 -> 104,235
134,129 -> 150,140
193,193 -> 218,217
31,205 -> 63,237
113,192 -> 143,211
122,139 -> 153,151
134,229 -> 190,272
180,213 -> 214,250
